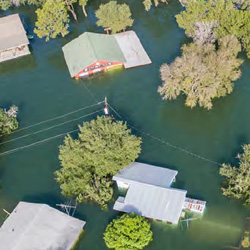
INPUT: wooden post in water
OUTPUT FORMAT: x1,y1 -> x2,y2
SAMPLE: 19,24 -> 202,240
3,209 -> 10,216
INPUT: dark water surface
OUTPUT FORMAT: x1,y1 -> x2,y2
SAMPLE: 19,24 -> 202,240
0,1 -> 249,250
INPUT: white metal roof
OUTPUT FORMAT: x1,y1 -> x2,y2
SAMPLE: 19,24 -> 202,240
114,183 -> 187,224
0,202 -> 85,250
114,31 -> 152,69
0,14 -> 29,52
113,162 -> 178,188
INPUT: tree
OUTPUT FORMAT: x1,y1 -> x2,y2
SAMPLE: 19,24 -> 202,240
21,0 -> 45,6
143,0 -> 168,11
220,144 -> 250,205
34,0 -> 70,41
176,0 -> 250,57
64,0 -> 78,21
0,106 -> 18,136
104,213 -> 153,250
0,0 -> 13,10
158,36 -> 242,109
0,0 -> 45,10
55,116 -> 141,207
191,21 -> 217,45
96,1 -> 134,34
79,0 -> 89,17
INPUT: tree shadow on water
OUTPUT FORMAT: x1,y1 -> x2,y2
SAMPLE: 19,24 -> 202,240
0,54 -> 37,76
219,134 -> 248,166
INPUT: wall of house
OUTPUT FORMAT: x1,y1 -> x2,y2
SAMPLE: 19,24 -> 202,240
116,180 -> 129,190
76,60 -> 124,78
0,45 -> 30,63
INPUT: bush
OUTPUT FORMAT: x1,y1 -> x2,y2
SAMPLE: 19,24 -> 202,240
104,213 -> 153,250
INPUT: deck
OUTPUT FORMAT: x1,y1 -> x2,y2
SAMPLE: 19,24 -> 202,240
0,45 -> 30,63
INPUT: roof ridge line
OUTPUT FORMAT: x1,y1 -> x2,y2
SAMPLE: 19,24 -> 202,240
86,32 -> 98,62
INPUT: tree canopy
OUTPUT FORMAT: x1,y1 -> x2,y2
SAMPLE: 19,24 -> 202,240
34,0 -> 70,41
55,116 -> 141,207
142,0 -> 168,11
103,213 -> 153,250
158,36 -> 242,109
0,106 -> 19,136
79,0 -> 89,17
220,144 -> 250,205
0,0 -> 45,10
176,0 -> 250,57
96,1 -> 134,34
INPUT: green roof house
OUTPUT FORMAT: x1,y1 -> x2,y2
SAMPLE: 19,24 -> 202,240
62,31 -> 152,78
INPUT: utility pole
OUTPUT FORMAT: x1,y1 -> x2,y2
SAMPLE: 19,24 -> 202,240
104,97 -> 109,116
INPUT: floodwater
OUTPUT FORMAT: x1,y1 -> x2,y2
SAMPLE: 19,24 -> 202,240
0,1 -> 249,250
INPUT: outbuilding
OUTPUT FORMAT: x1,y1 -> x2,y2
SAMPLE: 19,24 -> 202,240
0,202 -> 86,250
113,162 -> 206,224
62,31 -> 151,78
0,14 -> 30,63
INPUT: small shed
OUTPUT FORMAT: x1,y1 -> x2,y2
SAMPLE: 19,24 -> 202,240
0,202 -> 86,250
0,14 -> 30,63
62,31 -> 151,78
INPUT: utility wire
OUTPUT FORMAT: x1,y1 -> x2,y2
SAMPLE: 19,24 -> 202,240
81,80 -> 103,106
67,81 -> 221,167
107,103 -> 221,166
0,128 -> 79,157
5,101 -> 104,136
0,109 -> 103,146
0,109 -> 103,157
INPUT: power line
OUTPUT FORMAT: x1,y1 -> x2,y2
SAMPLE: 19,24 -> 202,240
81,80 -> 102,105
0,109 -> 103,146
0,128 -> 79,157
0,109 -> 103,157
107,103 -> 221,166
5,101 -> 104,136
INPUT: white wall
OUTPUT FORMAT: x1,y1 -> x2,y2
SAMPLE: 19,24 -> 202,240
116,180 -> 129,190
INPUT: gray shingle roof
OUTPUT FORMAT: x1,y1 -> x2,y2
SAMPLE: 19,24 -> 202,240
113,162 -> 178,188
0,14 -> 29,52
0,202 -> 85,250
114,183 -> 187,224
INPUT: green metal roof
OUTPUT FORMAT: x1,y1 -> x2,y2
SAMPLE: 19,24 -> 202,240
62,32 -> 126,77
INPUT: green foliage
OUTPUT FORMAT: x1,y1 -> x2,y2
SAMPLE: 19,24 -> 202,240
143,0 -> 168,11
96,1 -> 134,34
241,231 -> 250,248
34,0 -> 70,41
158,36 -> 242,109
21,0 -> 45,6
79,0 -> 89,16
103,213 -> 153,250
176,0 -> 250,57
55,116 -> 141,207
0,106 -> 18,136
220,144 -> 250,205
0,0 -> 12,10
0,0 -> 44,10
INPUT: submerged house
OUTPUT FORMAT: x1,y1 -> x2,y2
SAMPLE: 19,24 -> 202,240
0,14 -> 30,63
113,162 -> 206,224
62,31 -> 151,78
0,202 -> 86,250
